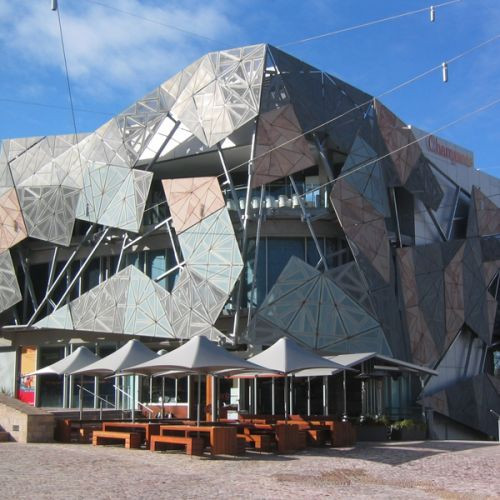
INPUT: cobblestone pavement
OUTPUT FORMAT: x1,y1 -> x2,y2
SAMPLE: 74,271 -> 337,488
0,440 -> 498,499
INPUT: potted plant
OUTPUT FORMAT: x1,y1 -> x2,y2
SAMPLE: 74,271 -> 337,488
390,419 -> 426,440
355,415 -> 391,441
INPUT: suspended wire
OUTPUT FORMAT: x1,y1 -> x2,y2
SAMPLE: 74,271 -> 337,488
55,3 -> 90,203
278,0 -> 463,48
83,0 -> 231,48
56,6 -> 79,142
0,98 -> 113,116
219,33 -> 500,180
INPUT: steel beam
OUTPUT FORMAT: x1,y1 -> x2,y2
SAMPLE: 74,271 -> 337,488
446,187 -> 460,240
53,227 -> 110,310
247,185 -> 265,325
289,175 -> 328,269
391,187 -> 403,247
16,248 -> 38,310
144,118 -> 180,172
312,133 -> 335,181
47,247 -> 59,289
232,123 -> 257,339
27,223 -> 95,326
217,143 -> 243,225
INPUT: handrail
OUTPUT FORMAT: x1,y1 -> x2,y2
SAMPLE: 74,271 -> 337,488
76,385 -> 116,409
113,384 -> 155,414
490,409 -> 500,419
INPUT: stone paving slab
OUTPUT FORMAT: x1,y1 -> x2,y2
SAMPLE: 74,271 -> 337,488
0,440 -> 498,499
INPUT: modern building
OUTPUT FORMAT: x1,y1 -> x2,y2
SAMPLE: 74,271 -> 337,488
0,44 -> 498,438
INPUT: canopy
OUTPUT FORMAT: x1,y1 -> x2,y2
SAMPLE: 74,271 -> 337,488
247,337 -> 348,375
125,335 -> 263,375
26,346 -> 100,376
127,335 -> 268,427
71,339 -> 158,376
293,352 -> 437,377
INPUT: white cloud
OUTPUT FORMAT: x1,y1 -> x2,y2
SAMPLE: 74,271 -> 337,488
0,0 -> 238,98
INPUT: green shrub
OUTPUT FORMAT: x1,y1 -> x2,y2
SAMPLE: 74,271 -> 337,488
392,418 -> 426,431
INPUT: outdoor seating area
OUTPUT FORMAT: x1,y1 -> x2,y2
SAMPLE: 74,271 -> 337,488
54,413 -> 356,458
31,334 -> 435,461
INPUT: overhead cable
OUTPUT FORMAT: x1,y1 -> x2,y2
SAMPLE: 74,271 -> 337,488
83,0 -> 231,48
219,33 -> 500,179
278,0 -> 463,48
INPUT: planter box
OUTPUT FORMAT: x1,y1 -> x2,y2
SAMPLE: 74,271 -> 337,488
356,424 -> 389,441
391,427 -> 426,441
331,421 -> 356,447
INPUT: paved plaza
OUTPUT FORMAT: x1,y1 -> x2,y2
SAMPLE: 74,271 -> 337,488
0,440 -> 498,499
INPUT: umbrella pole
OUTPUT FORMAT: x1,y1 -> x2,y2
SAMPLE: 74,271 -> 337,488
253,376 -> 258,416
212,375 -> 217,422
197,374 -> 201,428
161,377 -> 165,419
79,375 -> 83,421
132,376 -> 135,423
271,378 -> 275,416
284,375 -> 288,421
342,370 -> 348,421
307,376 -> 311,417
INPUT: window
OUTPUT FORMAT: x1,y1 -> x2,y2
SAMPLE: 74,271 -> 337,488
267,238 -> 305,291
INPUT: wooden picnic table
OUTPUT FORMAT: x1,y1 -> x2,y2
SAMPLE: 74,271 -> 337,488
159,424 -> 243,455
102,422 -> 160,447
219,421 -> 305,453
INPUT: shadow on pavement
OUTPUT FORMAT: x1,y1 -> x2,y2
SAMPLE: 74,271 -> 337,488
282,440 -> 498,466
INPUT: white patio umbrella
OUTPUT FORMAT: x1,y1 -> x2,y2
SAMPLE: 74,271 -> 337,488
247,337 -> 351,419
25,346 -> 100,419
125,335 -> 267,427
71,339 -> 158,422
26,346 -> 99,376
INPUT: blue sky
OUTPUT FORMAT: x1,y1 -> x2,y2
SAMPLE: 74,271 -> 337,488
0,0 -> 499,177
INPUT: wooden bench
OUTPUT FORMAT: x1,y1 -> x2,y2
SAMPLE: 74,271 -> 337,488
150,435 -> 204,456
278,420 -> 330,446
238,433 -> 273,451
92,430 -> 141,449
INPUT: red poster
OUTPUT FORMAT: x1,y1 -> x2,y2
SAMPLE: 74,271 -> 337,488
18,346 -> 36,405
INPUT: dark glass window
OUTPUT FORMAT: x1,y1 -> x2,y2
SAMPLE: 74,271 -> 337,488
38,346 -> 64,407
267,238 -> 305,291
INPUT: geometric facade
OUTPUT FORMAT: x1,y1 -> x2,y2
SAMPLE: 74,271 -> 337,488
252,104 -> 316,188
1,44 -> 499,437
0,250 -> 22,313
162,177 -> 225,234
177,207 -> 243,295
168,44 -> 266,148
249,256 -> 391,354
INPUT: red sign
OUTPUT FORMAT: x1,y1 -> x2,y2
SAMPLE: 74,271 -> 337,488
426,135 -> 473,168
18,346 -> 36,405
